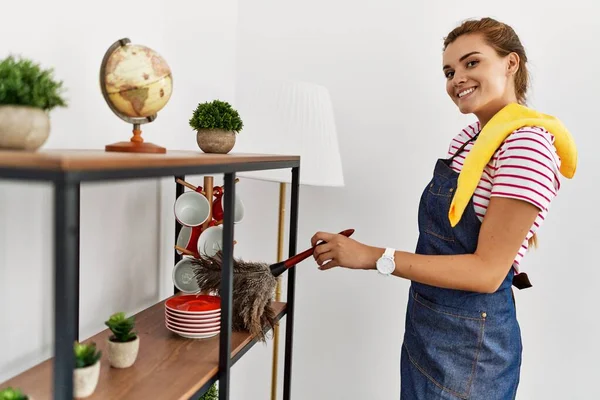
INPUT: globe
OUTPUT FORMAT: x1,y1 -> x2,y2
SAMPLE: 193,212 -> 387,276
100,38 -> 173,153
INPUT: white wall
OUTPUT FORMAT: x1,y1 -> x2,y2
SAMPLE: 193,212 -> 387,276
231,1 -> 600,399
0,0 -> 238,383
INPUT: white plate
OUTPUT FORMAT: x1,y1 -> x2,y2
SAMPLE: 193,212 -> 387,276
165,306 -> 221,317
165,308 -> 220,319
166,320 -> 220,333
165,322 -> 220,339
165,311 -> 220,324
166,318 -> 220,330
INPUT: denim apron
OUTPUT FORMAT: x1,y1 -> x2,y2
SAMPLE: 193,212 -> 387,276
400,134 -> 522,399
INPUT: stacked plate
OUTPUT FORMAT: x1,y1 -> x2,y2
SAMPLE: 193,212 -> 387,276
165,295 -> 221,339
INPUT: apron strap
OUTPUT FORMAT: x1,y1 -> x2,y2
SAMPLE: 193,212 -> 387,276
512,272 -> 533,290
449,132 -> 479,161
448,131 -> 534,291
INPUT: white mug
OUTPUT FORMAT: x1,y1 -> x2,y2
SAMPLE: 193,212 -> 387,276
197,226 -> 223,257
174,191 -> 210,227
172,257 -> 200,293
212,191 -> 245,224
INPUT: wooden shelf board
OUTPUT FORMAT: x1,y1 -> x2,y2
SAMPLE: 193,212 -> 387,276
0,149 -> 299,171
0,299 -> 287,400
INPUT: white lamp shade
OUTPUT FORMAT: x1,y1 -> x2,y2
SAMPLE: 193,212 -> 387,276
234,80 -> 344,187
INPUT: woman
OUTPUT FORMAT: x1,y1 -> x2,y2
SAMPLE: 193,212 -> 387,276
311,17 -> 577,399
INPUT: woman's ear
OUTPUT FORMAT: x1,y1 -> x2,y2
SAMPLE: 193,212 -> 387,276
507,52 -> 520,75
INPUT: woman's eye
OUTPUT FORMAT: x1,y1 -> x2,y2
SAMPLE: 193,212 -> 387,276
466,60 -> 479,68
445,71 -> 454,79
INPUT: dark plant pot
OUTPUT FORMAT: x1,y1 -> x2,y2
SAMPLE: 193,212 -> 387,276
196,129 -> 236,154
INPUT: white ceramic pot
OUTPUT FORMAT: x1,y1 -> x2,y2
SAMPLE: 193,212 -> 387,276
73,361 -> 100,398
107,336 -> 140,368
196,129 -> 236,154
0,105 -> 50,151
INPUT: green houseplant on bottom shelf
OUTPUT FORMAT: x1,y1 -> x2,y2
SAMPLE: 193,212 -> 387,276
0,55 -> 67,151
189,99 -> 243,154
73,342 -> 102,398
199,383 -> 218,400
0,387 -> 29,400
105,312 -> 139,368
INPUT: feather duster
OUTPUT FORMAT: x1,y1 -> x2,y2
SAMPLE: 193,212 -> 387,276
190,251 -> 278,342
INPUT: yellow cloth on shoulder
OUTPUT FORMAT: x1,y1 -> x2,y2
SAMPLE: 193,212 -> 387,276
448,103 -> 578,227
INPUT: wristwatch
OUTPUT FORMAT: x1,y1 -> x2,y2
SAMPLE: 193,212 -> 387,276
376,248 -> 396,276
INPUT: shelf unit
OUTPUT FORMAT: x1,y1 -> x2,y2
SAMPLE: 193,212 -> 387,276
0,149 -> 300,400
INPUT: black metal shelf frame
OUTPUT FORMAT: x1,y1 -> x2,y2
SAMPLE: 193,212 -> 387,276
0,159 -> 300,400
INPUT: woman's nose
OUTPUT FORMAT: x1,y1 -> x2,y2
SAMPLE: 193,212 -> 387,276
453,71 -> 467,85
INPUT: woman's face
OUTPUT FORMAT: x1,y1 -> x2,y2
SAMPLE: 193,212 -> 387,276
442,33 -> 519,125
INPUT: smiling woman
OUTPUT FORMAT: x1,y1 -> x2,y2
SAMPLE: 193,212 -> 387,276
442,24 -> 527,125
310,17 -> 578,400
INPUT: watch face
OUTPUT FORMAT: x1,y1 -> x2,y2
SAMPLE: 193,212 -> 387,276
377,258 -> 395,274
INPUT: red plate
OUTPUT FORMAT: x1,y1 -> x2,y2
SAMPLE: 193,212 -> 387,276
166,318 -> 220,330
165,321 -> 221,333
165,294 -> 221,314
165,308 -> 220,320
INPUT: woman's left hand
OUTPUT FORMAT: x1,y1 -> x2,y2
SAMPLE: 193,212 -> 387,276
310,231 -> 380,271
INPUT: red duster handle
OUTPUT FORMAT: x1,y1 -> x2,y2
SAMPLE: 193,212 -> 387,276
267,229 -> 356,277
282,228 -> 355,268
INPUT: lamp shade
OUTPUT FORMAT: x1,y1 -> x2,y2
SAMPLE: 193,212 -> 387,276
234,80 -> 344,187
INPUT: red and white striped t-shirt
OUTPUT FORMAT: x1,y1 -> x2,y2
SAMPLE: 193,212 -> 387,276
448,121 -> 562,271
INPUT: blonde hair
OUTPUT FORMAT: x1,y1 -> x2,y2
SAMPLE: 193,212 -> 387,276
444,17 -> 538,249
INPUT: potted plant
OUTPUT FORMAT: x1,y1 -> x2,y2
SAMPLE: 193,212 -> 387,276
198,383 -> 218,400
104,312 -> 139,368
73,341 -> 101,398
189,99 -> 243,154
0,387 -> 29,400
0,55 -> 67,151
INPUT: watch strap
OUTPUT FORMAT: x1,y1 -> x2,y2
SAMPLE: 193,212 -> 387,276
376,248 -> 396,276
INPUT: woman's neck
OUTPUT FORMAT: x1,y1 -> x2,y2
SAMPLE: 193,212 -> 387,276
476,99 -> 519,128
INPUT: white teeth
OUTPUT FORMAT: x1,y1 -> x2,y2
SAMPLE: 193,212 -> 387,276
458,87 -> 475,98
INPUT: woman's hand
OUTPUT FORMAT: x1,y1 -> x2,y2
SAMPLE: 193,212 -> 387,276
310,231 -> 381,271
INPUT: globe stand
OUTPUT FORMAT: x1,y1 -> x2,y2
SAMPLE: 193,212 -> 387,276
105,123 -> 167,154
100,38 -> 169,154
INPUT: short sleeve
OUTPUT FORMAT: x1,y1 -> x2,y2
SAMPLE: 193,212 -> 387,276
490,127 -> 561,211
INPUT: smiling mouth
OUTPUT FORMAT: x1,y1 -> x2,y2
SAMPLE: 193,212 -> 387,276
457,87 -> 477,99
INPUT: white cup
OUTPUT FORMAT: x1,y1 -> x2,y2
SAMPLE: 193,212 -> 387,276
227,194 -> 245,223
212,193 -> 245,224
172,257 -> 200,293
176,226 -> 191,254
197,226 -> 223,257
174,191 -> 210,227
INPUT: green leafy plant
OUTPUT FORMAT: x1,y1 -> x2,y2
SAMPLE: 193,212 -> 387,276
105,312 -> 137,342
0,387 -> 29,400
198,383 -> 218,400
74,341 -> 102,369
189,99 -> 243,133
0,55 -> 67,111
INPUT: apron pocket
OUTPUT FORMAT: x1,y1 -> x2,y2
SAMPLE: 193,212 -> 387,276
404,289 -> 486,399
424,182 -> 456,242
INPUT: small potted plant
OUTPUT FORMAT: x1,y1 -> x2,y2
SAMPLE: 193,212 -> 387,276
0,387 -> 29,400
0,55 -> 67,151
73,341 -> 101,398
104,312 -> 139,368
198,383 -> 218,400
189,99 -> 243,154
